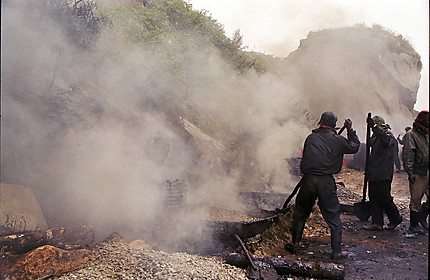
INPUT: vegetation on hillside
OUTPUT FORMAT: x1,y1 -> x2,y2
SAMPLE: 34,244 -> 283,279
4,0 -> 421,187
43,0 -> 265,74
40,0 -> 269,145
371,24 -> 422,70
301,24 -> 421,68
45,0 -> 111,49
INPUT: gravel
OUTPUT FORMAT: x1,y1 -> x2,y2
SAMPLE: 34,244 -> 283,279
53,168 -> 413,280
54,234 -> 248,280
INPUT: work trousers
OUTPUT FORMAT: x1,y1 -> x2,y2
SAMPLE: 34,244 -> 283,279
293,174 -> 342,253
368,180 -> 401,226
409,172 -> 429,212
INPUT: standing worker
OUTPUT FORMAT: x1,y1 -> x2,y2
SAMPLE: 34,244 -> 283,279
287,111 -> 360,260
397,127 -> 412,145
394,138 -> 401,172
397,126 -> 412,171
363,116 -> 403,231
402,110 -> 429,233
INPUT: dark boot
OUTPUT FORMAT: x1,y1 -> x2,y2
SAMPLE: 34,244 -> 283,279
331,251 -> 348,260
286,221 -> 306,253
385,215 -> 403,230
409,211 -> 426,234
418,203 -> 429,230
291,220 -> 305,244
330,229 -> 347,260
363,224 -> 383,231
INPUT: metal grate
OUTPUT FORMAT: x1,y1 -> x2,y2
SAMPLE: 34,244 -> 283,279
162,179 -> 188,211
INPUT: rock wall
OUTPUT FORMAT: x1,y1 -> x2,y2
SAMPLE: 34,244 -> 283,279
282,25 -> 421,134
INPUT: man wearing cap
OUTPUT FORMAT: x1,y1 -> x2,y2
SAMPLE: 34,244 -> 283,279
397,126 -> 412,145
397,126 -> 412,171
287,111 -> 360,260
363,115 -> 403,231
402,110 -> 429,233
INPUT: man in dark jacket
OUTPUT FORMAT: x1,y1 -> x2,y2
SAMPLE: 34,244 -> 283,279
363,115 -> 403,231
287,111 -> 360,260
402,110 -> 429,233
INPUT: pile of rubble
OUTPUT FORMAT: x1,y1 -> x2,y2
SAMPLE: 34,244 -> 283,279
1,181 -> 344,279
54,234 -> 249,280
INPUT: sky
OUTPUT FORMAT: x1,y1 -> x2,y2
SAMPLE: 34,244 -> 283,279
188,0 -> 429,111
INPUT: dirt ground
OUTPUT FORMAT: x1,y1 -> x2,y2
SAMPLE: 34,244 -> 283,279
1,167 -> 427,280
250,167 -> 428,280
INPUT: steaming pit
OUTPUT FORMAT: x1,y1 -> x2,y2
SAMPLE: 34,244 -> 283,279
132,179 -> 290,255
2,168 -> 428,280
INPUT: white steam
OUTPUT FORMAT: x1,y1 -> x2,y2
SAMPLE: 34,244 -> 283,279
1,0 -> 421,248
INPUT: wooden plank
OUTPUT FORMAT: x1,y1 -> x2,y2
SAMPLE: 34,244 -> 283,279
0,224 -> 94,253
225,253 -> 345,279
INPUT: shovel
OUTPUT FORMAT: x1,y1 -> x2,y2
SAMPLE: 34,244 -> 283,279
281,178 -> 303,211
353,112 -> 371,221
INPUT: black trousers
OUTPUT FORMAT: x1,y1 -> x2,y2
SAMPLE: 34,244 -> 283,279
292,174 -> 342,253
368,180 -> 401,226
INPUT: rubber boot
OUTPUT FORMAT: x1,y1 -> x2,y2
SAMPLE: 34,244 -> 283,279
286,220 -> 305,253
291,220 -> 305,244
330,230 -> 347,260
385,215 -> 403,230
409,211 -> 426,234
418,202 -> 429,230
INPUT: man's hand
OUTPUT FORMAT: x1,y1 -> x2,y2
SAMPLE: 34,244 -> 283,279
344,119 -> 352,130
366,116 -> 375,127
408,174 -> 416,183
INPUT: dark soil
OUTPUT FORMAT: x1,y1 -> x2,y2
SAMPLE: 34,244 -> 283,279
1,167 -> 427,280
249,167 -> 429,280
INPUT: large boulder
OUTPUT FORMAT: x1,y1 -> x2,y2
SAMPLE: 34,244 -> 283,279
282,25 -> 421,133
0,184 -> 48,234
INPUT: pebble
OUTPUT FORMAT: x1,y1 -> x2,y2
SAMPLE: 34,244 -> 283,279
53,237 -> 248,280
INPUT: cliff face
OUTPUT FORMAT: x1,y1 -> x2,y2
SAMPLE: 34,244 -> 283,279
282,25 -> 421,132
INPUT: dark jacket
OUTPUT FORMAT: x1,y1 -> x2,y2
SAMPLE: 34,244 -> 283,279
402,127 -> 429,176
367,125 -> 396,181
301,128 -> 360,175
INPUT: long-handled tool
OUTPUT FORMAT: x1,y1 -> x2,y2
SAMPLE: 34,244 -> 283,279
280,124 -> 347,212
281,178 -> 303,211
353,112 -> 371,221
337,124 -> 346,135
234,234 -> 257,270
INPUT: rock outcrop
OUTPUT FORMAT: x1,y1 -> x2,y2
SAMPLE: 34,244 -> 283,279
282,25 -> 421,133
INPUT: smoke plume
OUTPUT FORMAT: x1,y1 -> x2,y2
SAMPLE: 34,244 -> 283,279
1,0 -> 420,249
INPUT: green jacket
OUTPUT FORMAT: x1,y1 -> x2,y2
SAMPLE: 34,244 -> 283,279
402,127 -> 429,176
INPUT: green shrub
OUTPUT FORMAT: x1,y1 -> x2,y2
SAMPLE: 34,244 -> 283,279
46,0 -> 110,49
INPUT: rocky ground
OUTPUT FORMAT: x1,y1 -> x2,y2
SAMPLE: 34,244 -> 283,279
2,167 -> 428,280
53,233 -> 249,280
48,167 -> 427,280
245,167 -> 428,280
281,168 -> 429,280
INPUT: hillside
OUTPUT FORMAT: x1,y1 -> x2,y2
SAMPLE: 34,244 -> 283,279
282,25 -> 421,127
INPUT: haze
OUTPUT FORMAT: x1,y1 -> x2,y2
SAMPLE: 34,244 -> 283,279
188,0 -> 429,111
